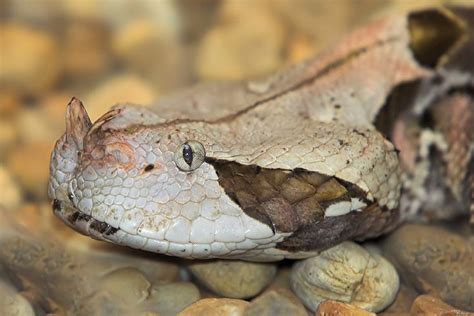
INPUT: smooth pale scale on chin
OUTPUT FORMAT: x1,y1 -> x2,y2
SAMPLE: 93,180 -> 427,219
324,198 -> 368,217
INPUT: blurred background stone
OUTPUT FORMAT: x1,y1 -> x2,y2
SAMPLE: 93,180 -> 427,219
0,23 -> 60,97
0,165 -> 22,210
61,18 -> 113,81
195,1 -> 286,80
84,74 -> 157,121
1,1 -> 472,315
6,142 -> 52,199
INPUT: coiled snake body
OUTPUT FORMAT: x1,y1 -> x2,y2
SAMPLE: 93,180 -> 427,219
49,8 -> 474,261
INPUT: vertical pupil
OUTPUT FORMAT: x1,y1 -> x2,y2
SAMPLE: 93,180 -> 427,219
182,143 -> 193,166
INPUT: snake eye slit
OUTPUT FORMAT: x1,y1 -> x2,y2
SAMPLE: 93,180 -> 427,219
174,140 -> 206,171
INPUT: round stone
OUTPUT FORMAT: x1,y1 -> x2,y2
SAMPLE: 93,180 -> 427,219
290,241 -> 399,312
188,260 -> 277,299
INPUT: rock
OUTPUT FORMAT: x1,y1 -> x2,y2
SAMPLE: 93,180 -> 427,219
410,295 -> 472,315
0,23 -> 60,97
272,1 -> 352,52
0,281 -> 35,316
0,166 -> 22,210
16,93 -> 74,144
0,119 -> 18,160
145,282 -> 201,316
382,224 -> 474,311
245,287 -> 307,316
195,1 -> 286,80
99,268 -> 151,305
188,260 -> 277,299
383,284 -> 419,313
178,298 -> 249,316
84,74 -> 157,121
290,241 -> 399,312
97,268 -> 200,316
315,300 -> 376,316
0,89 -> 21,116
6,142 -> 53,199
112,19 -> 186,91
62,19 -> 112,79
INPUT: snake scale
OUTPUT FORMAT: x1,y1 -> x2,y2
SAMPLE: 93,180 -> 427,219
49,7 -> 474,261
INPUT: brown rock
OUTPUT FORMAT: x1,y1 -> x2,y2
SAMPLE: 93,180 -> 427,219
410,295 -> 472,315
315,300 -> 376,316
112,18 -> 186,91
195,2 -> 286,80
0,23 -> 60,97
188,260 -> 277,299
84,74 -> 157,121
382,224 -> 474,311
0,166 -> 22,210
383,284 -> 419,313
0,119 -> 18,160
178,298 -> 249,316
16,93 -> 73,144
0,89 -> 21,116
62,19 -> 112,79
145,282 -> 201,315
7,142 -> 53,199
245,287 -> 307,316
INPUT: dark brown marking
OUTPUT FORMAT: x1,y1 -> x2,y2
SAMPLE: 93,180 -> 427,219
144,164 -> 155,172
276,204 -> 400,252
52,199 -> 62,212
408,9 -> 464,68
207,158 -> 371,236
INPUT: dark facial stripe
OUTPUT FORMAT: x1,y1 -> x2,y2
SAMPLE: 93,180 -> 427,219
207,158 -> 371,234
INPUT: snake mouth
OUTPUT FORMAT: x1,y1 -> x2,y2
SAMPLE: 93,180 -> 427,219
52,198 -> 119,238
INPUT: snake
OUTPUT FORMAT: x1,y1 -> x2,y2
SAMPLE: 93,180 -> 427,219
48,7 -> 473,261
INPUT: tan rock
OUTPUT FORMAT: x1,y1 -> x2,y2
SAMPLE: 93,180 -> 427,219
410,295 -> 472,315
0,280 -> 35,316
315,300 -> 376,316
0,23 -> 60,97
195,1 -> 286,80
99,267 -> 151,305
144,282 -> 201,315
178,298 -> 249,316
6,142 -> 53,199
188,260 -> 277,299
0,119 -> 18,160
383,224 -> 474,311
112,18 -> 186,91
16,93 -> 72,144
62,19 -> 112,79
383,284 -> 419,313
0,89 -> 21,116
246,287 -> 307,316
0,166 -> 22,210
290,241 -> 399,312
84,74 -> 157,121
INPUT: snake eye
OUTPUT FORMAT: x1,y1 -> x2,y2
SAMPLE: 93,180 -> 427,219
173,140 -> 206,171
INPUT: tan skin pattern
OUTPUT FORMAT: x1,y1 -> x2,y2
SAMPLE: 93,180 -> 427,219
49,8 -> 473,261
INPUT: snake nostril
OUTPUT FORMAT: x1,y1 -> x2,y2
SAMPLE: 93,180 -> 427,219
144,164 -> 155,172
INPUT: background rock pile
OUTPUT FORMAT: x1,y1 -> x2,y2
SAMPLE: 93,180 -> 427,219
0,0 -> 473,315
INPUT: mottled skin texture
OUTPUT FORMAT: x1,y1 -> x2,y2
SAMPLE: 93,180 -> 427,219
49,8 -> 474,261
